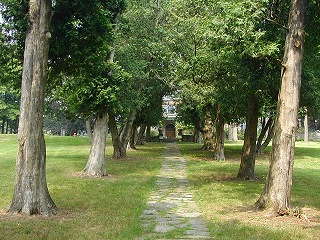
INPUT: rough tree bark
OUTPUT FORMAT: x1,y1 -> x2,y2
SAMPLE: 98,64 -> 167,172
83,112 -> 107,177
237,94 -> 259,180
146,124 -> 151,142
228,123 -> 238,141
119,111 -> 137,158
255,0 -> 308,212
8,0 -> 57,216
108,107 -> 123,159
202,105 -> 214,150
256,117 -> 274,154
213,104 -> 225,160
108,109 -> 137,159
136,123 -> 147,145
129,124 -> 137,149
257,122 -> 274,154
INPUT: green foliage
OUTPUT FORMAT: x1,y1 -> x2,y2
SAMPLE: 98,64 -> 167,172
0,1 -> 24,89
0,0 -> 28,59
48,0 -> 127,118
49,0 -> 113,78
111,0 -> 172,125
165,0 -> 281,125
300,1 -> 320,118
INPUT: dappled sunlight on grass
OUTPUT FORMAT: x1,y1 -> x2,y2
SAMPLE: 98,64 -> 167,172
0,135 -> 165,239
179,141 -> 320,240
1,135 -> 320,239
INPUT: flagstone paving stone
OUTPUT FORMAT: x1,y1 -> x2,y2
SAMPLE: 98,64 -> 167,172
138,142 -> 211,239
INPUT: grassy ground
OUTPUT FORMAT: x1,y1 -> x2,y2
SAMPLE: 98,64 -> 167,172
0,135 -> 164,239
180,141 -> 320,240
0,135 -> 320,239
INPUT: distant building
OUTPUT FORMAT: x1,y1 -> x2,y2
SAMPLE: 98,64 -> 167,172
161,95 -> 179,140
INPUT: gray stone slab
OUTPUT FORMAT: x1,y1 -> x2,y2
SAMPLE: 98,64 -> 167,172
139,143 -> 211,239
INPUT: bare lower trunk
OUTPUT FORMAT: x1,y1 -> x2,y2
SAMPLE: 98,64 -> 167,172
237,94 -> 259,180
228,123 -> 238,141
257,122 -> 274,154
108,108 -> 123,159
83,112 -> 107,177
202,105 -> 214,150
255,0 -> 307,212
146,125 -> 151,142
119,111 -> 137,158
194,128 -> 202,144
129,125 -> 137,149
256,118 -> 274,154
1,117 -> 5,134
85,119 -> 93,144
136,124 -> 147,145
9,0 -> 57,216
213,104 -> 225,160
304,113 -> 308,142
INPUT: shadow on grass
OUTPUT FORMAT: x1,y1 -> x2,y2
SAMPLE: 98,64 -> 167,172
177,141 -> 320,239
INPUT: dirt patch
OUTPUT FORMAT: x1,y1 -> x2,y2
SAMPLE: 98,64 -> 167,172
0,207 -> 82,221
217,205 -> 320,229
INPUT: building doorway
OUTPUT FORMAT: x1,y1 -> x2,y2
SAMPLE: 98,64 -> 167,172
166,124 -> 176,140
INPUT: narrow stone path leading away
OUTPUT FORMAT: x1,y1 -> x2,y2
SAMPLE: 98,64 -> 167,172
138,142 -> 211,239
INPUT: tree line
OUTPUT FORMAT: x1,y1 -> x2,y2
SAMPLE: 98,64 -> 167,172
0,0 -> 319,217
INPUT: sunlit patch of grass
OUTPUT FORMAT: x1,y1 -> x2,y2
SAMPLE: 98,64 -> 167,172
0,135 -> 163,239
180,141 -> 320,240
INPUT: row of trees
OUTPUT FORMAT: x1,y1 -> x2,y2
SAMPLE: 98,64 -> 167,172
170,0 -> 320,212
0,0 -> 319,216
0,0 -> 172,215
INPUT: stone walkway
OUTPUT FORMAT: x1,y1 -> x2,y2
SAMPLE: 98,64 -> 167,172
138,142 -> 211,239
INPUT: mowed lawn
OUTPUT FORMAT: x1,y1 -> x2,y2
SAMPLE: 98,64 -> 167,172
180,141 -> 320,240
1,134 -> 320,239
0,135 -> 164,239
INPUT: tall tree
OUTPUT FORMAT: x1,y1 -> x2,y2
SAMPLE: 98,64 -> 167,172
255,0 -> 308,212
8,0 -> 57,215
213,104 -> 225,160
237,94 -> 259,180
49,0 -> 126,176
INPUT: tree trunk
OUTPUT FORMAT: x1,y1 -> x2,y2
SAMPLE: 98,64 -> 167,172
194,128 -> 202,144
304,113 -> 308,142
202,105 -> 214,150
213,104 -> 225,160
129,124 -> 137,149
85,119 -> 93,144
83,112 -> 107,177
256,118 -> 274,154
228,123 -> 238,141
146,124 -> 151,142
9,0 -> 57,216
1,116 -> 5,134
108,108 -> 123,159
257,121 -> 274,154
237,94 -> 259,180
5,120 -> 9,134
255,0 -> 308,212
136,123 -> 147,145
119,111 -> 137,158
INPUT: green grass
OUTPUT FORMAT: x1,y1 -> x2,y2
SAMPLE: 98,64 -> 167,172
0,135 -> 164,240
179,141 -> 320,240
1,136 -> 320,239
